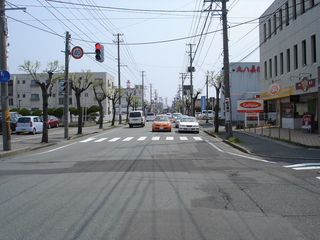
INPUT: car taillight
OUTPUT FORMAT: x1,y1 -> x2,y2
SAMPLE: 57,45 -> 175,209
30,122 -> 33,127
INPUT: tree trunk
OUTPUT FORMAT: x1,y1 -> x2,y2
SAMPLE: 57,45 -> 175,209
76,91 -> 82,134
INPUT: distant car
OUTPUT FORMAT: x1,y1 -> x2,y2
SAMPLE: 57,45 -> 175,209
128,111 -> 145,128
46,115 -> 59,128
166,113 -> 172,119
146,112 -> 156,122
16,116 -> 43,135
152,115 -> 172,132
172,113 -> 182,123
178,117 -> 199,134
175,115 -> 188,128
0,116 -> 18,132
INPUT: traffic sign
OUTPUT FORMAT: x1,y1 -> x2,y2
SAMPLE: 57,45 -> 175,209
71,46 -> 84,59
0,70 -> 10,83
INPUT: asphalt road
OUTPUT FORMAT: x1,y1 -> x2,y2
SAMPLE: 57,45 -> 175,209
0,122 -> 319,239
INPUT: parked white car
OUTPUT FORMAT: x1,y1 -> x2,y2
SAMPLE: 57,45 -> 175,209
16,116 -> 43,135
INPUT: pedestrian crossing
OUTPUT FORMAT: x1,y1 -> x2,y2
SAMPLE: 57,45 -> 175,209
284,163 -> 320,181
80,136 -> 203,143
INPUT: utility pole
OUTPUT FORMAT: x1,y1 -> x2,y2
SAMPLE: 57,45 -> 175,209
150,83 -> 152,112
114,33 -> 123,124
187,44 -> 195,116
141,71 -> 145,115
0,0 -> 10,150
221,0 -> 233,138
180,72 -> 186,114
206,74 -> 209,123
64,31 -> 71,139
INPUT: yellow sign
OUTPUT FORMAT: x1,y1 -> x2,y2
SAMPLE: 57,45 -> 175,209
261,86 -> 294,100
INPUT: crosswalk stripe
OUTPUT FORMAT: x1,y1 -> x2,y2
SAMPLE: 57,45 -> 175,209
137,136 -> 147,141
109,137 -> 121,142
81,136 -> 203,143
193,137 -> 202,141
123,137 -> 134,141
94,138 -> 107,142
80,137 -> 95,143
292,166 -> 320,170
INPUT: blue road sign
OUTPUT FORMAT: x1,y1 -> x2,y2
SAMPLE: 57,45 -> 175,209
0,70 -> 10,83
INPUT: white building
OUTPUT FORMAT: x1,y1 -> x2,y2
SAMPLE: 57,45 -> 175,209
259,0 -> 320,130
221,62 -> 261,123
8,72 -> 115,121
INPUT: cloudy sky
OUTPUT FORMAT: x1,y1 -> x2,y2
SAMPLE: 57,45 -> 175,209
6,0 -> 273,106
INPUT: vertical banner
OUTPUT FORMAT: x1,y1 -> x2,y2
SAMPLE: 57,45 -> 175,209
201,96 -> 206,110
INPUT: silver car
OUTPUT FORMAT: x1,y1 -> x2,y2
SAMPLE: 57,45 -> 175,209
178,117 -> 199,134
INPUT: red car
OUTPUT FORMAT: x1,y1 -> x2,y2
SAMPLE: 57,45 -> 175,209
46,115 -> 59,128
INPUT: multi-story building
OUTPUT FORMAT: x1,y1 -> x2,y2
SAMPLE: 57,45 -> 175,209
8,72 -> 115,121
221,62 -> 261,123
259,0 -> 319,130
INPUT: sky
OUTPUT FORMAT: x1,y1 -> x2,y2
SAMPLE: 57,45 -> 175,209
6,0 -> 274,107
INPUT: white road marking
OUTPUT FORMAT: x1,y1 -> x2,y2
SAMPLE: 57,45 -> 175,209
284,163 -> 320,168
205,140 -> 275,163
193,137 -> 203,141
137,136 -> 147,141
94,138 -> 107,142
152,136 -> 160,141
180,137 -> 188,140
292,166 -> 320,170
123,137 -> 134,141
166,137 -> 174,140
109,137 -> 121,142
80,137 -> 95,143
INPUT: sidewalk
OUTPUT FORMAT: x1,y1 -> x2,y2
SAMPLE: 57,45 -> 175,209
200,120 -> 320,160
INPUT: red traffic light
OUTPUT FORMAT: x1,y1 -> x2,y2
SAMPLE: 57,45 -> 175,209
95,43 -> 102,49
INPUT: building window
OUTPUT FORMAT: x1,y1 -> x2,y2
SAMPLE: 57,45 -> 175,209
22,80 -> 26,84
300,0 -> 305,14
292,0 -> 297,20
22,94 -> 26,98
302,39 -> 307,66
274,55 -> 278,77
273,14 -> 277,35
264,61 -> 268,79
311,34 -> 317,64
268,19 -> 272,38
285,2 -> 289,26
280,52 -> 284,74
294,44 -> 298,70
269,59 -> 272,78
279,9 -> 283,31
286,48 -> 291,72
31,94 -> 40,101
263,23 -> 267,41
59,98 -> 64,105
309,0 -> 315,8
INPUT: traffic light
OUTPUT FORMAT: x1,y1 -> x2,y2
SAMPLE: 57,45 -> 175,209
95,43 -> 104,63
59,81 -> 67,93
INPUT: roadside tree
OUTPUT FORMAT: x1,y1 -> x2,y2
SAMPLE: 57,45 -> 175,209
208,71 -> 223,133
92,79 -> 108,129
19,60 -> 63,143
69,70 -> 93,134
105,86 -> 122,126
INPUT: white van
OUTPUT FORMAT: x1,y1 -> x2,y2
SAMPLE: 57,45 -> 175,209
128,111 -> 145,128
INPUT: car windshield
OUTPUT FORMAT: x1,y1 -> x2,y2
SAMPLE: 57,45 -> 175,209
180,117 -> 197,122
155,116 -> 169,121
129,112 -> 141,117
17,117 -> 31,123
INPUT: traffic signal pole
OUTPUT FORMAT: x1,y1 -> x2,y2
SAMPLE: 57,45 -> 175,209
0,0 -> 11,150
64,31 -> 71,139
